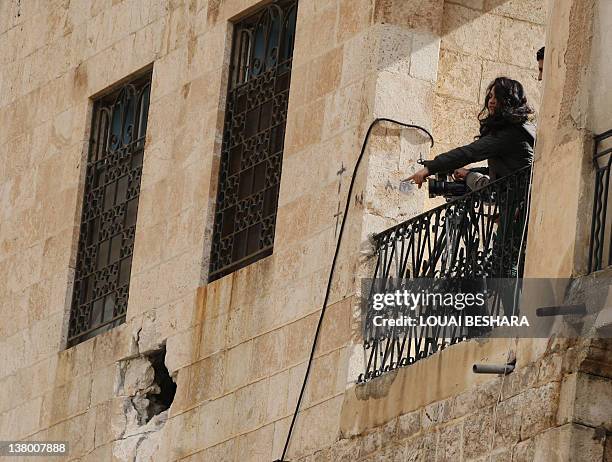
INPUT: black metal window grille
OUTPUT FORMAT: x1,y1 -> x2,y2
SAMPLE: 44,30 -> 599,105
209,0 -> 298,282
588,129 -> 612,273
68,72 -> 152,347
359,167 -> 532,382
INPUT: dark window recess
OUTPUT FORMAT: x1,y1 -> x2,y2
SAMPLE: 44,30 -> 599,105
209,0 -> 298,282
68,72 -> 152,347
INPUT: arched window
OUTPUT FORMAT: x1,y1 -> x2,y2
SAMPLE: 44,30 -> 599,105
209,0 -> 298,281
68,71 -> 152,347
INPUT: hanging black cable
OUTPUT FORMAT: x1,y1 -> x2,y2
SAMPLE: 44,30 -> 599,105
275,118 -> 434,462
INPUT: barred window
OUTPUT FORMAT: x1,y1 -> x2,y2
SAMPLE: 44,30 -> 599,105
208,0 -> 298,282
68,72 -> 152,347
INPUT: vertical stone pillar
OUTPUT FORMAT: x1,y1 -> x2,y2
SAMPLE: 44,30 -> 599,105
342,0 -> 445,387
524,0 -> 598,277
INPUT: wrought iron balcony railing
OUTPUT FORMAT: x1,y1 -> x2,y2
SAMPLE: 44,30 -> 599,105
359,166 -> 532,383
588,129 -> 612,273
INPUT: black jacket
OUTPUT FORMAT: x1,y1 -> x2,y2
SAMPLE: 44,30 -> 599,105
423,122 -> 535,180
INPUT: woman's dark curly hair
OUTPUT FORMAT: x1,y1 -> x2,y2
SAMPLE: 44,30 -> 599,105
478,77 -> 533,137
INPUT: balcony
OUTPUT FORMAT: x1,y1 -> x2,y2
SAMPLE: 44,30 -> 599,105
359,166 -> 532,383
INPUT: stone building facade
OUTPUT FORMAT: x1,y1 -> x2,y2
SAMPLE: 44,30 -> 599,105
0,0 -> 610,461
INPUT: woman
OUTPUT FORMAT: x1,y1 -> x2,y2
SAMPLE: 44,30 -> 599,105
408,77 -> 535,190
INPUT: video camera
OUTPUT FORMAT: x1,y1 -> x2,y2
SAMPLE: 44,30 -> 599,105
427,167 -> 489,199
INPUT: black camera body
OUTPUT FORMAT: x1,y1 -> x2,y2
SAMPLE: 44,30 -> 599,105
427,167 -> 489,199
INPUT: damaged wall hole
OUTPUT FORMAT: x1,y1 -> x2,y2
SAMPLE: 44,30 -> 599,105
121,345 -> 177,427
140,347 -> 177,424
113,346 -> 177,461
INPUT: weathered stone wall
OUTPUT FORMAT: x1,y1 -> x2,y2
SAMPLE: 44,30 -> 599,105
432,0 -> 547,159
524,0 -> 604,278
2,0 -> 608,462
299,338 -> 612,462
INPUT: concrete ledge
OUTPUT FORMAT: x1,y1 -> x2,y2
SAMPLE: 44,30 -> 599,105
340,337 -> 515,436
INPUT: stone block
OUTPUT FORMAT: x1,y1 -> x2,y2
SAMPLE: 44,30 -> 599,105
186,439 -> 235,462
287,396 -> 343,460
199,313 -> 229,359
319,298 -> 352,354
225,304 -> 255,349
494,395 -> 522,449
374,443 -> 406,461
433,94 -> 481,146
341,28 -> 378,87
232,379 -> 269,434
498,17 -> 545,70
93,401 -> 114,448
410,31 -> 441,83
533,423 -> 605,462
374,71 -> 434,128
326,77 -> 374,139
92,323 -> 135,369
251,328 -> 287,381
293,0 -> 338,66
267,369 -> 290,421
397,410 -> 421,438
537,352 -> 564,384
275,195 -> 314,247
165,328 -> 196,374
6,397 -> 43,441
403,431 -> 438,462
484,0 -> 548,25
422,397 -> 454,429
374,0 -> 445,34
436,48 -> 482,104
283,314 -> 319,369
305,350 -> 342,406
501,361 -> 540,400
285,98 -> 326,155
47,411 -> 96,459
25,314 -> 64,366
223,341 -> 253,393
438,421 -> 463,462
7,242 -> 43,293
337,0 -> 373,43
512,438 -> 535,462
520,382 -> 560,439
572,372 -> 612,431
188,352 -> 226,405
463,407 -> 493,459
328,437 -> 361,462
441,4 -> 502,60
451,0 -> 485,9
166,407 -> 200,459
286,361 -> 308,413
374,24 -> 413,75
234,423 -> 275,462
90,364 -> 118,407
56,337 -> 96,385
40,377 -> 93,428
307,46 -> 344,101
198,393 -> 235,448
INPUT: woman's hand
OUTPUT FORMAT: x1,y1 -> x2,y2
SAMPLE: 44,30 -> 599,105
407,167 -> 430,188
453,168 -> 469,180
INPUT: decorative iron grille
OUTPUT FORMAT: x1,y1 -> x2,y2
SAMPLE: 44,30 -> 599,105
209,0 -> 298,282
68,72 -> 152,347
588,129 -> 612,273
359,167 -> 532,382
